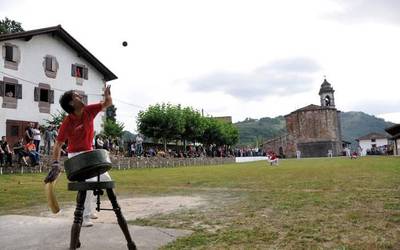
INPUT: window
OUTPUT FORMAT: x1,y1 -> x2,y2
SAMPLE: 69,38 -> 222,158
10,126 -> 19,137
45,57 -> 53,71
2,44 -> 20,70
43,56 -> 58,78
34,84 -> 54,113
76,66 -> 83,78
40,88 -> 49,102
5,83 -> 16,98
34,86 -> 53,104
71,64 -> 88,80
5,45 -> 13,62
1,77 -> 21,109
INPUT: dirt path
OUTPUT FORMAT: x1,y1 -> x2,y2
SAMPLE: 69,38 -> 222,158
40,195 -> 207,223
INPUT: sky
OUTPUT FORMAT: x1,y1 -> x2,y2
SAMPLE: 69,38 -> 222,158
1,0 -> 400,132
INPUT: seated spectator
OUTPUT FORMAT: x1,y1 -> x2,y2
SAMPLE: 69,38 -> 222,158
130,142 -> 136,157
0,136 -> 13,167
96,136 -> 104,149
13,138 -> 29,166
0,144 -> 3,167
25,139 -> 40,166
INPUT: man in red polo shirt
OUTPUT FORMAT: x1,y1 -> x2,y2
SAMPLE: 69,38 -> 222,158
44,85 -> 113,226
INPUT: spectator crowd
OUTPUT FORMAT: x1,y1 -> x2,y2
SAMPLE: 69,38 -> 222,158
0,123 -> 59,168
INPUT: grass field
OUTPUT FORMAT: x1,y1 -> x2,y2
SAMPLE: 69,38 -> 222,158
1,156 -> 400,249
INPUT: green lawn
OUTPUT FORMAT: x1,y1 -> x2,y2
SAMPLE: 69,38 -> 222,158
1,157 -> 400,249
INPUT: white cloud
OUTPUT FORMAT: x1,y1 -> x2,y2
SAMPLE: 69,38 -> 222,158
331,0 -> 400,24
188,58 -> 320,100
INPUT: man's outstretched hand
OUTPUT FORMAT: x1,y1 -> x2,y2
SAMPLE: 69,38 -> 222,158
44,161 -> 61,183
102,85 -> 113,109
104,85 -> 111,98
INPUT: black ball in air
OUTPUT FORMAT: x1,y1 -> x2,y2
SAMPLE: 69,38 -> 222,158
122,41 -> 128,47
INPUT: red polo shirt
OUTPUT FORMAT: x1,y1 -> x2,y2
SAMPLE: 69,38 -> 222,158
57,103 -> 102,153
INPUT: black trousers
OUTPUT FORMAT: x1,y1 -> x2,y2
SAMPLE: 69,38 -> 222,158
0,152 -> 12,166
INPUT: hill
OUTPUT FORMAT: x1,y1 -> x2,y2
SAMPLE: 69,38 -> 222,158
341,111 -> 394,147
235,111 -> 394,147
235,116 -> 286,146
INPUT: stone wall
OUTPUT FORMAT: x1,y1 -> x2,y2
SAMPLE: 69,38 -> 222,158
263,106 -> 343,158
0,155 -> 236,175
285,108 -> 342,144
263,134 -> 297,158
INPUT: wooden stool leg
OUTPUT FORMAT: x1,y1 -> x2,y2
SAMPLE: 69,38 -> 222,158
70,190 -> 86,250
106,188 -> 137,250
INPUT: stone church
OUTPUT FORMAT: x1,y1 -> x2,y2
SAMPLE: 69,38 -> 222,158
263,78 -> 343,158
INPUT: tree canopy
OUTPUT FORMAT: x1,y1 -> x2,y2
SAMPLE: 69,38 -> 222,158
137,103 -> 239,149
102,118 -> 125,139
0,17 -> 24,34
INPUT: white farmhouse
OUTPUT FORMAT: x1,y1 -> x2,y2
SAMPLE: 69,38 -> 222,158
356,132 -> 389,156
0,25 -> 117,146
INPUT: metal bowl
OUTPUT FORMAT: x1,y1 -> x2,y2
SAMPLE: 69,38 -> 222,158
64,149 -> 112,181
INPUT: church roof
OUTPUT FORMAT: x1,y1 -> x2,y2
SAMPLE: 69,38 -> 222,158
285,104 -> 337,116
294,104 -> 322,112
319,78 -> 334,95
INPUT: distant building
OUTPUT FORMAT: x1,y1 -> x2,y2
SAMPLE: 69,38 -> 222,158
213,116 -> 232,123
385,124 -> 400,156
0,25 -> 117,146
356,132 -> 389,156
263,78 -> 343,158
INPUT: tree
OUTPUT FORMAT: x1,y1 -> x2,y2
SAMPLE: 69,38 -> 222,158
201,117 -> 239,147
106,105 -> 117,122
0,17 -> 24,34
137,103 -> 185,151
221,122 -> 239,146
182,107 -> 206,144
44,110 -> 67,128
102,119 -> 125,139
201,117 -> 224,146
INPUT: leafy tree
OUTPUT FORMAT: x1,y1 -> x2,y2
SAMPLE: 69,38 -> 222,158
0,17 -> 24,34
182,107 -> 206,143
221,122 -> 239,146
44,110 -> 67,128
200,117 -> 239,147
103,119 -> 124,139
106,105 -> 117,122
201,118 -> 223,146
137,103 -> 185,151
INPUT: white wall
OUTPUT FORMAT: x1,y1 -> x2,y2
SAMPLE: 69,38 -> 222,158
0,34 -> 107,136
358,138 -> 388,156
235,157 -> 268,163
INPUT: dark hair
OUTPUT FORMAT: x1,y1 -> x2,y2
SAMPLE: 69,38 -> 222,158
59,90 -> 75,114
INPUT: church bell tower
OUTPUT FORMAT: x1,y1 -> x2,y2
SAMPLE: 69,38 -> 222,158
319,77 -> 335,107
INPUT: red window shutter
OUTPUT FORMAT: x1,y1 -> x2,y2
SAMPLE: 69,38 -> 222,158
16,84 -> 22,99
71,64 -> 76,77
34,87 -> 39,101
49,90 -> 54,104
83,67 -> 88,80
0,81 -> 4,96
